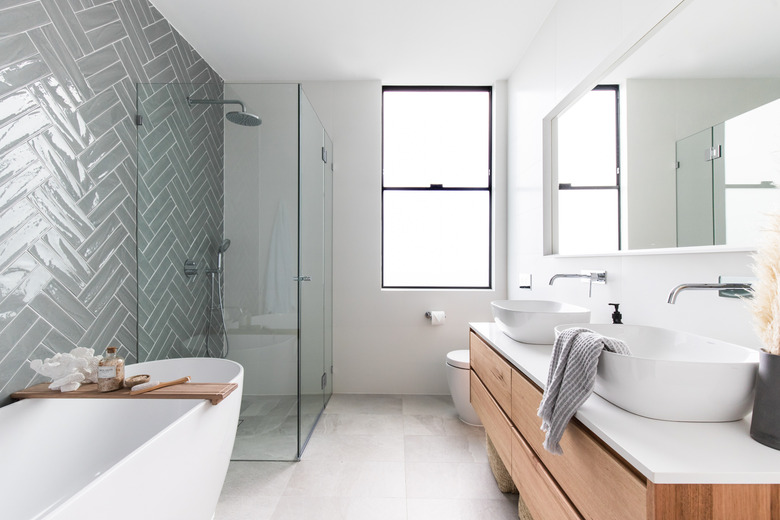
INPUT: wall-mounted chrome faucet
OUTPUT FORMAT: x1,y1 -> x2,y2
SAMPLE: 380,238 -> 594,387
667,278 -> 754,304
549,270 -> 607,297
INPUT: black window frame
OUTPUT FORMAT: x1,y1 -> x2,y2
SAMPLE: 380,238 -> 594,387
381,85 -> 493,290
557,84 -> 622,250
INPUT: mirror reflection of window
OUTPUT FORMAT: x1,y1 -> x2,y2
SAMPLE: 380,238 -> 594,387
723,98 -> 780,245
556,86 -> 620,254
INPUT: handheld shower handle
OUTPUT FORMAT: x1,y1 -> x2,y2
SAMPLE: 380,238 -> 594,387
216,239 -> 231,271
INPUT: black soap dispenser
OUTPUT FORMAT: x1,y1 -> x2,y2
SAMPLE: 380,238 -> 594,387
609,303 -> 623,324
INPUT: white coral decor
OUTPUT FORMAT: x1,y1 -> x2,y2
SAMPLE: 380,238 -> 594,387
29,347 -> 103,392
752,213 -> 780,356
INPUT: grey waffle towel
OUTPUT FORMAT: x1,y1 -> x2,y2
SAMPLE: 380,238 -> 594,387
538,327 -> 630,455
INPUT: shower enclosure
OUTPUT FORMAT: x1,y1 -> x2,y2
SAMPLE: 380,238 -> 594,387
136,83 -> 333,460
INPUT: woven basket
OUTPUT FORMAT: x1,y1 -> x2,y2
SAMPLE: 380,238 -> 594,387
518,492 -> 534,520
485,435 -> 535,519
485,435 -> 517,493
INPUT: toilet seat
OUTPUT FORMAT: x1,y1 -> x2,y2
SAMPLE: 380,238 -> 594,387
446,349 -> 470,369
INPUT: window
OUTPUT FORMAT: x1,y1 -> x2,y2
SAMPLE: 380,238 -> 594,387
382,86 -> 492,289
556,85 -> 621,254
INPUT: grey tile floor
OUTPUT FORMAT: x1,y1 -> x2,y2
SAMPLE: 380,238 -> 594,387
216,394 -> 519,519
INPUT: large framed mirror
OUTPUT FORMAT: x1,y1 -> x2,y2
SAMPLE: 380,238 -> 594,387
550,0 -> 780,255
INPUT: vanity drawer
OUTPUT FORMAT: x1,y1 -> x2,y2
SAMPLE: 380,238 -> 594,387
511,369 -> 647,520
470,331 -> 512,413
471,369 -> 512,464
511,426 -> 583,520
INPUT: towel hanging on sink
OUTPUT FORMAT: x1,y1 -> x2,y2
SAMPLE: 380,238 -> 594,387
538,328 -> 631,455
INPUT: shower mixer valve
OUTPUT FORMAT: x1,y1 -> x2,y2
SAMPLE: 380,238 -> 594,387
183,259 -> 198,279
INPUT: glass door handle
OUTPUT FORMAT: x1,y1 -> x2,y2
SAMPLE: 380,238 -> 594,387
294,276 -> 312,282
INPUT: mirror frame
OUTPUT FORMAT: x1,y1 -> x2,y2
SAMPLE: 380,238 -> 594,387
543,0 -> 760,257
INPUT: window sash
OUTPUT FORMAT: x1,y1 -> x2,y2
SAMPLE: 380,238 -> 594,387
382,190 -> 491,289
382,86 -> 492,289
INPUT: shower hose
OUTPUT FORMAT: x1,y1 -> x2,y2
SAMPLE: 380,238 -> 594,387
207,269 -> 229,358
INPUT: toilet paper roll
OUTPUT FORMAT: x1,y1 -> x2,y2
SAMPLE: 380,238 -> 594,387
429,311 -> 446,326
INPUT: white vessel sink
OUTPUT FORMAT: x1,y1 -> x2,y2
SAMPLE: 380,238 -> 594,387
490,300 -> 590,344
553,323 -> 759,422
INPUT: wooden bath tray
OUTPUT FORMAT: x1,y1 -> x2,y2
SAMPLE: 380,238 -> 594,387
11,382 -> 238,405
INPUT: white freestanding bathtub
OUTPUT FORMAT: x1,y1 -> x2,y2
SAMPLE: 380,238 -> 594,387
0,357 -> 243,520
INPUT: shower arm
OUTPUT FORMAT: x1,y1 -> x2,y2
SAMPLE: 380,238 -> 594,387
186,97 -> 246,112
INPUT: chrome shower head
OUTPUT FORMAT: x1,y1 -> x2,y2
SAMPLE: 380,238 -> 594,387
187,96 -> 262,127
226,111 -> 262,127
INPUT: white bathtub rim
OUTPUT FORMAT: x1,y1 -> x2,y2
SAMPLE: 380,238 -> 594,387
125,356 -> 244,383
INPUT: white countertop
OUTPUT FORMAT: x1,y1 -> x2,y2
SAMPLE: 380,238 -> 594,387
470,321 -> 780,484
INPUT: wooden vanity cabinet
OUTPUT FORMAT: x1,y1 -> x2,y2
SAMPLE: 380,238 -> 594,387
511,426 -> 582,520
469,329 -> 780,520
471,369 -> 512,464
470,330 -> 512,411
471,330 -> 642,519
510,366 -> 646,520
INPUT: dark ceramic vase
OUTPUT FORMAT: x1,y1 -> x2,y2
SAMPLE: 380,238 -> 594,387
750,349 -> 780,450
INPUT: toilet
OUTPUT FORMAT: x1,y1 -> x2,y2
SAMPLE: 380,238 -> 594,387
446,350 -> 482,426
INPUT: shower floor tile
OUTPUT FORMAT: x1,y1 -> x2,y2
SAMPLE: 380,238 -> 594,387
240,395 -> 297,417
232,395 -> 299,461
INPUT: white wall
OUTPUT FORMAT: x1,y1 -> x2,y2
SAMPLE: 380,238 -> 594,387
507,0 -> 761,350
303,81 -> 508,395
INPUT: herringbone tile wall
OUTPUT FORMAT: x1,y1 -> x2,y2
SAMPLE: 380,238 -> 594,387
137,82 -> 224,361
0,0 -> 224,405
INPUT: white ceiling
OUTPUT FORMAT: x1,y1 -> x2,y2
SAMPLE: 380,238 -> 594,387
149,0 -> 557,84
604,0 -> 780,82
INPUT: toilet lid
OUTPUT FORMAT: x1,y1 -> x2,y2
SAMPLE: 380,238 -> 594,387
446,349 -> 470,369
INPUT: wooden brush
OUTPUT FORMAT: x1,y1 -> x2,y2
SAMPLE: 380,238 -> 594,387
130,376 -> 191,395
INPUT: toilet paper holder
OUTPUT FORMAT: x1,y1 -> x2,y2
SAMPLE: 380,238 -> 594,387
426,311 -> 446,325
